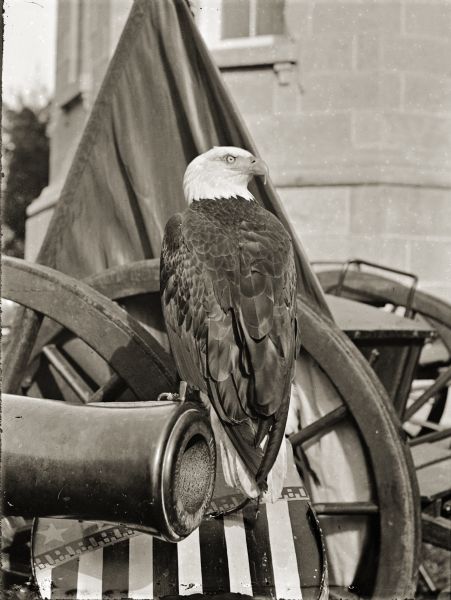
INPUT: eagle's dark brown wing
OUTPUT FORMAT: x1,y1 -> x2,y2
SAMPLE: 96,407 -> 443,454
160,198 -> 299,488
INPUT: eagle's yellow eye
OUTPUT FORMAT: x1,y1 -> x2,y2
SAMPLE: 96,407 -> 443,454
226,155 -> 236,164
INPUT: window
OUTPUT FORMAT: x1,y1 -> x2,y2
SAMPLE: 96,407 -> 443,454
196,0 -> 286,47
56,0 -> 84,108
222,0 -> 285,40
194,0 -> 296,70
67,0 -> 83,85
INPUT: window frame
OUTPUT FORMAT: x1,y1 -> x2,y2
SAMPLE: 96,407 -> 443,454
57,0 -> 84,109
195,0 -> 297,69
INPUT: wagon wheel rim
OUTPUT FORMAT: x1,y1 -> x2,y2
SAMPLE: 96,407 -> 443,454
316,267 -> 451,437
2,256 -> 177,402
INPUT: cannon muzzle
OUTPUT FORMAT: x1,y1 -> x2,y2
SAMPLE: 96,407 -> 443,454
2,394 -> 216,542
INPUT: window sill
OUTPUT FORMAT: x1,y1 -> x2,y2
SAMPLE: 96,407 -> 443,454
210,35 -> 297,69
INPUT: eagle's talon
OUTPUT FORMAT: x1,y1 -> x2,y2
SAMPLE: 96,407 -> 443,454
157,392 -> 179,401
207,510 -> 223,520
206,498 -> 252,520
157,382 -> 187,403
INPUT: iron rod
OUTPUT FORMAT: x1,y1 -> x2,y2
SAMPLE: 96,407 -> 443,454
313,501 -> 379,515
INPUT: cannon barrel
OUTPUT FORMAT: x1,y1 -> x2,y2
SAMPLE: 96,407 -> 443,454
2,394 -> 216,542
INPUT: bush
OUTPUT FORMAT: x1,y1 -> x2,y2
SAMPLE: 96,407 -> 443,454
2,101 -> 50,258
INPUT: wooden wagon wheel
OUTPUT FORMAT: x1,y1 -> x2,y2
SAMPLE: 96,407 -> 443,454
2,256 -> 177,402
12,258 -> 419,598
315,264 -> 451,437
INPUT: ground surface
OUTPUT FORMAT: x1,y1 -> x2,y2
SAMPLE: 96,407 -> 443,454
416,543 -> 451,599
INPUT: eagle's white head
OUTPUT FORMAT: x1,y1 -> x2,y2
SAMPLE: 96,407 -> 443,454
183,146 -> 268,204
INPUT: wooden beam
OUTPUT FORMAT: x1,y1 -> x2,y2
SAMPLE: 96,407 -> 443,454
422,513 -> 451,550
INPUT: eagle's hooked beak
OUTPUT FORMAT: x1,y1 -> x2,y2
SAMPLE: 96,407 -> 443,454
249,157 -> 269,184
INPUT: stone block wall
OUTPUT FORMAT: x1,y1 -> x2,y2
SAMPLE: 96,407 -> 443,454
216,0 -> 451,300
279,185 -> 451,299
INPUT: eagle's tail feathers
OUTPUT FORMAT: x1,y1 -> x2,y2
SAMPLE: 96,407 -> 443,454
210,410 -> 260,498
254,416 -> 272,448
261,436 -> 287,503
210,410 -> 287,502
256,399 -> 290,488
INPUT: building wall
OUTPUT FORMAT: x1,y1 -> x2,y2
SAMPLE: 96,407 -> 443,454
49,0 -> 132,180
26,0 -> 451,301
211,0 -> 451,300
25,0 -> 132,260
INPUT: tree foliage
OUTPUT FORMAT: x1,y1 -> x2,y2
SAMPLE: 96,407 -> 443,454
2,102 -> 50,257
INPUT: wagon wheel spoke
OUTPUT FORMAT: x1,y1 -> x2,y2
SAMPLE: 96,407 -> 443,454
408,427 -> 451,447
313,502 -> 379,516
3,307 -> 43,394
88,372 -> 128,403
403,364 -> 451,422
42,345 -> 93,404
289,405 -> 348,446
417,386 -> 448,435
27,259 -> 162,365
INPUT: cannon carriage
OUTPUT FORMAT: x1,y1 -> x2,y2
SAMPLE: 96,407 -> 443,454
3,1 -> 447,598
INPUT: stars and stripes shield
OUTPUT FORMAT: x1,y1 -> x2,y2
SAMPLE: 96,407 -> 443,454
32,448 -> 327,600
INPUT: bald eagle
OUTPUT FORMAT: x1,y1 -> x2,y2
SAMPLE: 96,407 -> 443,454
160,147 -> 299,507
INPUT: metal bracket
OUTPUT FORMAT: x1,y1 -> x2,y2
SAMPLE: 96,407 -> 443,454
273,61 -> 294,86
334,258 -> 419,319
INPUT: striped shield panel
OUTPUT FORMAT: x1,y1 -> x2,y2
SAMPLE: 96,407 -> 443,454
33,486 -> 326,599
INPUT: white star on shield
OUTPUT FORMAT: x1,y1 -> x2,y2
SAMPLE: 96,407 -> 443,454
38,522 -> 68,545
